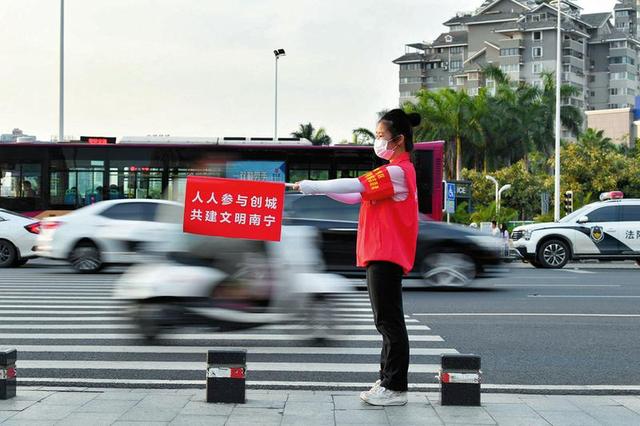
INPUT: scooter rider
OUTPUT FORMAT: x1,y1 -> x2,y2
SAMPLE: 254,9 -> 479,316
293,109 -> 420,406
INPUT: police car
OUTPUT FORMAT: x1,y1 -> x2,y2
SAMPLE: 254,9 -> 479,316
512,192 -> 640,268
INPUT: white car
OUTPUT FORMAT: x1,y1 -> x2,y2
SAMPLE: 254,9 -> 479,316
512,193 -> 640,268
36,199 -> 183,273
0,209 -> 40,268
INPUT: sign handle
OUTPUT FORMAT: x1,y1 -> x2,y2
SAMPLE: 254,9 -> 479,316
284,183 -> 297,189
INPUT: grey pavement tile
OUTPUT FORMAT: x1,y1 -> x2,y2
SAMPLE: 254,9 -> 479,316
282,414 -> 336,425
2,421 -> 58,426
0,411 -> 17,422
174,389 -> 201,395
610,396 -> 640,415
0,398 -> 39,411
333,395 -> 384,410
226,407 -> 284,426
284,401 -> 334,415
112,422 -> 169,426
386,404 -> 443,426
519,395 -> 583,412
179,400 -> 235,416
136,394 -> 191,409
483,402 -> 540,417
565,395 -> 623,407
40,392 -> 99,406
286,391 -> 334,402
536,410 -> 601,426
7,403 -> 77,421
481,394 -> 528,404
487,414 -> 551,426
169,414 -> 227,426
432,405 -> 497,425
243,397 -> 286,409
37,387 -> 88,392
55,411 -> 122,426
94,391 -> 148,401
12,391 -> 55,401
335,408 -> 389,425
117,406 -> 180,422
579,405 -> 640,426
76,398 -> 139,414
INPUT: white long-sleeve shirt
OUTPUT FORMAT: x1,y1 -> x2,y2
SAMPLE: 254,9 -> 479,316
298,165 -> 408,204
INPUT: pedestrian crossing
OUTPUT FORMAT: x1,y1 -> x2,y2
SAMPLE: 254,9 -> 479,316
0,266 -> 459,390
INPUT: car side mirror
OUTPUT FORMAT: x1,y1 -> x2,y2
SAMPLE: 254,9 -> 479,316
577,216 -> 589,224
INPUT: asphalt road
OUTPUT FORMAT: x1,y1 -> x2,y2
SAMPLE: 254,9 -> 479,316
403,263 -> 640,391
1,259 -> 639,393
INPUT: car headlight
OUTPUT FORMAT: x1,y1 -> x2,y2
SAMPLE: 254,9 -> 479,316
524,230 -> 532,241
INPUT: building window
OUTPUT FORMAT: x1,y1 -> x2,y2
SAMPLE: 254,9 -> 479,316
400,91 -> 414,97
589,91 -> 595,97
400,77 -> 423,84
532,47 -> 543,57
608,103 -> 620,108
449,60 -> 462,71
449,76 -> 454,86
616,10 -> 629,18
589,75 -> 596,82
500,63 -> 519,73
449,46 -> 463,54
533,31 -> 543,41
500,48 -> 519,56
611,40 -> 628,49
532,63 -> 543,74
456,77 -> 465,86
608,56 -> 635,65
468,87 -> 479,96
445,35 -> 453,43
610,71 -> 635,80
610,88 -> 619,96
468,72 -> 480,81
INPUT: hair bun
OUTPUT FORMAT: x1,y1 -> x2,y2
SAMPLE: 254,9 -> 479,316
407,112 -> 421,127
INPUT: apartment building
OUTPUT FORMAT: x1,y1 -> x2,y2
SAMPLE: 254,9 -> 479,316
394,0 -> 640,114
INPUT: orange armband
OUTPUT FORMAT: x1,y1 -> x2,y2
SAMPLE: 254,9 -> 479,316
358,167 -> 395,201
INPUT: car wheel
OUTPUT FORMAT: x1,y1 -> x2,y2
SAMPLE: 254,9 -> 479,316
530,260 -> 544,268
69,241 -> 103,273
537,239 -> 569,269
421,251 -> 477,287
0,240 -> 17,268
636,259 -> 640,268
131,303 -> 163,340
14,258 -> 29,267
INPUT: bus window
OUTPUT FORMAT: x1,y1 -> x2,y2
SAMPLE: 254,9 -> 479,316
50,160 -> 104,207
0,163 -> 41,199
108,167 -> 163,200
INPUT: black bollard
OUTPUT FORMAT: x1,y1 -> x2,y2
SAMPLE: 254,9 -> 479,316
206,349 -> 246,403
0,348 -> 17,400
439,354 -> 481,406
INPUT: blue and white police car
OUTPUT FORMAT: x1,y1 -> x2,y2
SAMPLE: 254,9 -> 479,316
512,192 -> 640,268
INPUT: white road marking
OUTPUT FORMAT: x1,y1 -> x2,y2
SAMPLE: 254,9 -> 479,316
563,269 -> 595,274
0,304 -> 126,309
0,316 -> 419,323
15,360 -> 440,373
0,324 -> 431,331
528,295 -> 640,299
492,284 -> 620,288
0,332 -> 443,341
10,345 -> 455,355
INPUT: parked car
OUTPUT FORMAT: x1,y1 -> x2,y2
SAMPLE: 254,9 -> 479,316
283,194 -> 503,287
0,208 -> 40,268
36,199 -> 183,273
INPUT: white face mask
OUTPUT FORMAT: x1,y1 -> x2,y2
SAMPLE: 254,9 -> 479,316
373,137 -> 397,160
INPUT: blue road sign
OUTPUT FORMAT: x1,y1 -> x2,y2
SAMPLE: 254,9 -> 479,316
447,183 -> 456,201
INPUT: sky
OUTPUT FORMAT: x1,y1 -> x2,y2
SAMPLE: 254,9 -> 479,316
0,0 -> 618,143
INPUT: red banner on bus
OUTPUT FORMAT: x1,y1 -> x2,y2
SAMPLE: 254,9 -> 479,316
183,176 -> 285,241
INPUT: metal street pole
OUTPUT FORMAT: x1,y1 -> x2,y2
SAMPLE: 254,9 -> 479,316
485,175 -> 499,218
554,0 -> 562,222
498,184 -> 512,220
274,55 -> 278,143
59,0 -> 64,142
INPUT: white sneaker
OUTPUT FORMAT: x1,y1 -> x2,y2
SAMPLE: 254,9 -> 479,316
361,386 -> 408,406
359,379 -> 382,401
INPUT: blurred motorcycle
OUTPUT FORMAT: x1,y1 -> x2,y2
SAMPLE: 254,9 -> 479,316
112,225 -> 354,340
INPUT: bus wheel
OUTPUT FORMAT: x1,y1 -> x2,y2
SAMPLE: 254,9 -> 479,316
0,240 -> 17,268
537,239 -> 569,269
70,241 -> 103,273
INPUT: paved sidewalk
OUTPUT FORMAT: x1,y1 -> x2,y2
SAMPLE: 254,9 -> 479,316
2,388 -> 640,425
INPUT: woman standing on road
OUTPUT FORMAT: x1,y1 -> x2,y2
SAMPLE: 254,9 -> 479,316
293,109 -> 420,406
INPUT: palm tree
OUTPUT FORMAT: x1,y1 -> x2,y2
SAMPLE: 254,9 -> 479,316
291,123 -> 332,146
579,128 -> 613,150
405,88 -> 473,179
352,127 -> 374,145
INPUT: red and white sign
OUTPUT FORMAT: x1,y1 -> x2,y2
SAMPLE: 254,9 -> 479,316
183,176 -> 285,242
206,367 -> 245,379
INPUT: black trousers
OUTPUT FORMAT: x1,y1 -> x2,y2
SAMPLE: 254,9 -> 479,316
366,261 -> 409,392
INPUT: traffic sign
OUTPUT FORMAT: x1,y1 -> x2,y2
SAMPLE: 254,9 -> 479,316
447,183 -> 456,201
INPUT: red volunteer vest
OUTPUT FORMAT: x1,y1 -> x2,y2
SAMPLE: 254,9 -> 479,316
356,152 -> 419,275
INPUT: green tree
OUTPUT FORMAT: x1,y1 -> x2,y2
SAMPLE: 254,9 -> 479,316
291,123 -> 332,146
352,127 -> 374,145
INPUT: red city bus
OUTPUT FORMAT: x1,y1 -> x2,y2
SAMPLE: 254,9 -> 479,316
0,138 -> 443,220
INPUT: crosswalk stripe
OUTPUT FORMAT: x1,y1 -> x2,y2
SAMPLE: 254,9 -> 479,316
0,333 -> 443,341
0,304 -> 126,308
0,316 -> 419,323
16,360 -> 440,373
9,345 -> 455,355
0,324 -> 432,331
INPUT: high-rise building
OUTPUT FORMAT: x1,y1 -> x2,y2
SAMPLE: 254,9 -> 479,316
394,0 -> 640,116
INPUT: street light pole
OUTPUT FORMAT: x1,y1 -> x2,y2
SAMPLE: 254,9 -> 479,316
273,49 -> 286,143
554,0 -> 562,222
485,175 -> 499,217
498,184 -> 512,219
59,0 -> 64,142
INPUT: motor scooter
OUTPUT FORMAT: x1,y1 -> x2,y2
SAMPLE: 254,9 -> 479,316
112,226 -> 354,340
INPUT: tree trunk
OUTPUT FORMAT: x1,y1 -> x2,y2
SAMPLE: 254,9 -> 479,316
483,150 -> 488,174
455,135 -> 462,180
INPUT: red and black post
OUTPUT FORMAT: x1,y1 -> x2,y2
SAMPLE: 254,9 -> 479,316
439,354 -> 481,406
206,349 -> 246,403
0,348 -> 17,400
